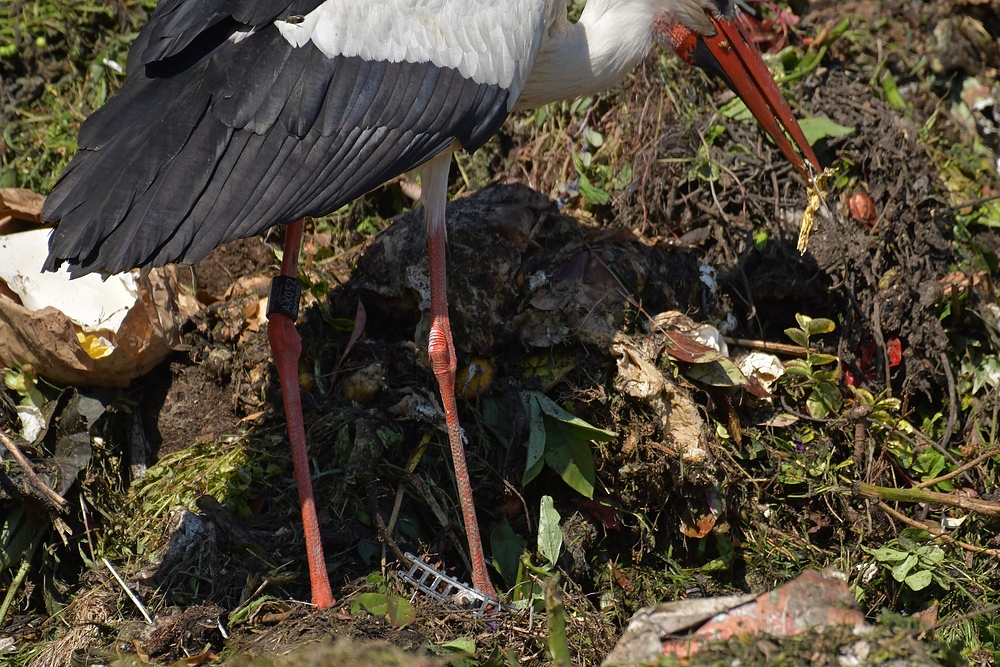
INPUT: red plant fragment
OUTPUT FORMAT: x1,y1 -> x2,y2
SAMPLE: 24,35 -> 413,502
887,338 -> 902,367
848,191 -> 877,229
575,498 -> 623,531
744,2 -> 803,53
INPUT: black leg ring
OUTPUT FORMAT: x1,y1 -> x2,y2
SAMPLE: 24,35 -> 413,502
268,275 -> 302,321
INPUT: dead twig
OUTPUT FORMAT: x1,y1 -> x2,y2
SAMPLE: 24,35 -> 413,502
780,395 -> 837,424
914,601 -> 1000,638
914,447 -> 1000,490
949,192 -> 1000,210
0,429 -> 69,513
104,558 -> 153,624
723,336 -> 809,358
366,485 -> 411,569
937,352 -> 958,450
327,300 -> 367,387
875,501 -> 1000,558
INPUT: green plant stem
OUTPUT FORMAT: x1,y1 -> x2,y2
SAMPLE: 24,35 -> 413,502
855,482 -> 1000,517
0,522 -> 43,627
544,574 -> 571,667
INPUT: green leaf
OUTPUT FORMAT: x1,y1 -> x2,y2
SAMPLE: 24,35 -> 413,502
3,369 -> 20,392
809,353 -> 840,366
705,124 -> 727,143
583,127 -> 604,148
898,527 -> 931,546
353,592 -> 388,616
577,171 -> 610,206
924,546 -> 946,565
803,317 -> 835,336
569,96 -> 592,115
532,393 -> 616,441
538,496 -> 563,565
783,360 -> 813,376
386,595 -> 415,628
807,383 -> 842,419
491,519 -> 527,589
543,420 -> 596,498
356,216 -> 379,235
917,449 -> 947,481
23,386 -> 45,409
481,646 -> 506,667
806,390 -> 830,419
891,553 -> 918,582
880,71 -> 906,110
868,547 -> 908,563
522,394 -> 546,486
904,569 -> 933,591
441,637 -> 477,655
797,117 -> 855,145
784,327 -> 809,348
720,97 -> 752,121
811,369 -> 841,382
521,392 -> 611,497
612,161 -> 633,190
694,161 -> 721,182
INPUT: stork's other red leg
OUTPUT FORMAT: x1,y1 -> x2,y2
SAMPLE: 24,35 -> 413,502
267,219 -> 335,609
421,152 -> 498,601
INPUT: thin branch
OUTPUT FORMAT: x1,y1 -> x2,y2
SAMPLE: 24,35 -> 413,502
723,337 -> 809,358
875,501 -> 1000,558
949,192 -> 1000,210
914,447 -> 1000,490
780,395 -> 837,424
104,558 -> 153,624
367,485 -> 412,569
937,352 -> 958,449
915,602 -> 1000,638
0,429 -> 69,513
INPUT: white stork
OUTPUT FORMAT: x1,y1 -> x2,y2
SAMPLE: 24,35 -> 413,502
42,0 -> 820,610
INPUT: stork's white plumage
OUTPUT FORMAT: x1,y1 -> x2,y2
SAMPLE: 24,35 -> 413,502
43,0 -> 820,610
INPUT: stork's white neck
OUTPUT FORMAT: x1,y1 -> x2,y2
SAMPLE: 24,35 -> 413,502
515,0 -> 662,111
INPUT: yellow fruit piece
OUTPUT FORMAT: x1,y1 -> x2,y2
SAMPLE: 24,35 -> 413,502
456,356 -> 494,399
76,331 -> 114,359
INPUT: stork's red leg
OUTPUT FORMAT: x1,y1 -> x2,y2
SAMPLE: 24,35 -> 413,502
267,219 -> 335,609
421,153 -> 498,601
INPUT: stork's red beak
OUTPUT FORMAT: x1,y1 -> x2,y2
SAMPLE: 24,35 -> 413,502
657,12 -> 821,182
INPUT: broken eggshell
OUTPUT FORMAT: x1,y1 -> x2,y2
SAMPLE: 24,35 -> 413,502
0,189 -> 196,388
737,351 -> 785,392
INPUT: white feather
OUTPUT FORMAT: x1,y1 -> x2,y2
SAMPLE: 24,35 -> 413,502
229,26 -> 258,44
518,0 -> 664,110
274,0 -> 728,113
273,0 -> 550,97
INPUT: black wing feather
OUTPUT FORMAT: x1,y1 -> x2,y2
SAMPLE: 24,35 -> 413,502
44,3 -> 512,276
135,0 -> 308,66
